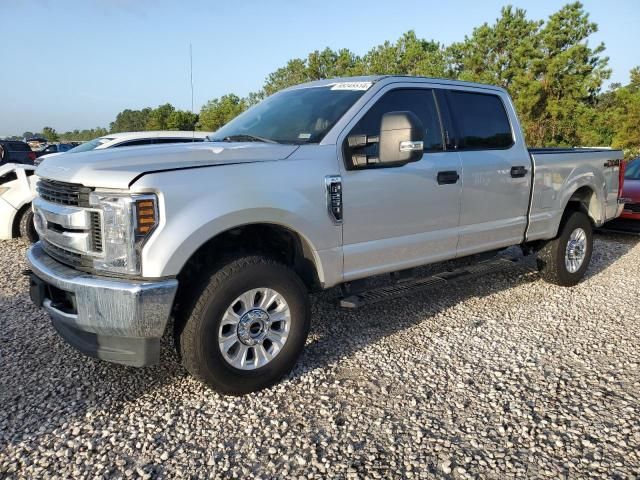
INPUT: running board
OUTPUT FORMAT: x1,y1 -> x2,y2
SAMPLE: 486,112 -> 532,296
339,257 -> 522,308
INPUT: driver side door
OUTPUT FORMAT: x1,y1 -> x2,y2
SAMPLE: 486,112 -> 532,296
339,86 -> 462,282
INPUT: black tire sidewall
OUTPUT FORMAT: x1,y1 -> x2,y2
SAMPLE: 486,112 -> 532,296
554,211 -> 593,285
194,260 -> 309,394
19,208 -> 39,243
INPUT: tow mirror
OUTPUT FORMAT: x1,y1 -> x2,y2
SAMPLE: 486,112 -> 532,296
345,111 -> 424,169
379,111 -> 424,165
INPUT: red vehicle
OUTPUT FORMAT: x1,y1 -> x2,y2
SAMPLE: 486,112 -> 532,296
604,157 -> 640,234
620,157 -> 640,221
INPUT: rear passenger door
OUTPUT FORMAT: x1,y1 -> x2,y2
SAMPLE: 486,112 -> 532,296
444,89 -> 531,256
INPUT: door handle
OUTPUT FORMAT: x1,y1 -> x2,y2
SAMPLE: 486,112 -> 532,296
437,171 -> 459,185
510,166 -> 528,178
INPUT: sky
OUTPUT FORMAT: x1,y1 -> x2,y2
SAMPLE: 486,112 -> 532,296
0,0 -> 638,136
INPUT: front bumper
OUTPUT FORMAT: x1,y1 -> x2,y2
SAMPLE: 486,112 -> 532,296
620,210 -> 640,220
27,242 -> 178,366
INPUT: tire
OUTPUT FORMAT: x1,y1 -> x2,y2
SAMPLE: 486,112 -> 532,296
18,207 -> 39,243
176,255 -> 311,395
537,210 -> 593,286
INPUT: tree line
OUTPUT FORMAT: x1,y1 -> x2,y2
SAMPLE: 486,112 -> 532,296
15,3 -> 640,157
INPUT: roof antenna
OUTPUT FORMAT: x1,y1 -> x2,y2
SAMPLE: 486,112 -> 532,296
190,43 -> 195,140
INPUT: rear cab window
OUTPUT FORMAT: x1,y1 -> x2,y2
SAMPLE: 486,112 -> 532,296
445,90 -> 514,150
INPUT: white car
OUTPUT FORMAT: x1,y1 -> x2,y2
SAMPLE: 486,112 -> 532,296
0,163 -> 38,241
1,131 -> 210,240
35,130 -> 210,165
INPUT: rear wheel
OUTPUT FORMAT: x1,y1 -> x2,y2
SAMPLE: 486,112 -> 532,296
537,211 -> 593,286
18,207 -> 39,243
176,255 -> 310,395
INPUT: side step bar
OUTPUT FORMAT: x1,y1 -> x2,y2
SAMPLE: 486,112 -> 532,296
339,257 -> 524,309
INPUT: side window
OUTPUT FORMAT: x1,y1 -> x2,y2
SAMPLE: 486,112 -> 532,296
446,91 -> 513,149
114,139 -> 154,147
349,89 -> 444,155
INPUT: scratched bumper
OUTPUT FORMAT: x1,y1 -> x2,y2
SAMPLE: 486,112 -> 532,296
26,242 -> 178,366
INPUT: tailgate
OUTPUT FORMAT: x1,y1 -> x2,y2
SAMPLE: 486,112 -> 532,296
603,158 -> 624,220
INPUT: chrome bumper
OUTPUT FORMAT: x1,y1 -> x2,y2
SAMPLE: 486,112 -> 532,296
26,242 -> 178,366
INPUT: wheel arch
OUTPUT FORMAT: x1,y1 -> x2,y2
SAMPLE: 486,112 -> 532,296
563,185 -> 600,227
174,222 -> 323,293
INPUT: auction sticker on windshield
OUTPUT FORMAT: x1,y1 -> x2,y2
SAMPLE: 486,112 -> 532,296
330,82 -> 373,91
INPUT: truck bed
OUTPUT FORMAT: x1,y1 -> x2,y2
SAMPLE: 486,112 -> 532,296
526,147 -> 624,242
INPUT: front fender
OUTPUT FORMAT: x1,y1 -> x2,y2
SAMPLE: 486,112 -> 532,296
134,157 -> 342,285
147,207 -> 335,282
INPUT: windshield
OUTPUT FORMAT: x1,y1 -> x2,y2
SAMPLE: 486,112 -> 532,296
625,158 -> 640,180
68,137 -> 113,153
210,85 -> 368,144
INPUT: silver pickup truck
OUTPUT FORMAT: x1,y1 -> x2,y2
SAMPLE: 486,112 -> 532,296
27,76 -> 624,394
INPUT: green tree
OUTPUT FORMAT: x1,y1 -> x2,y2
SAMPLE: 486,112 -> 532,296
530,2 -> 610,145
263,47 -> 360,95
59,127 -> 109,142
446,7 -> 542,87
198,94 -> 247,131
41,126 -> 59,142
145,103 -> 176,130
110,108 -> 152,133
22,131 -> 34,140
360,31 -> 446,77
445,2 -> 609,146
608,67 -> 640,156
166,110 -> 198,130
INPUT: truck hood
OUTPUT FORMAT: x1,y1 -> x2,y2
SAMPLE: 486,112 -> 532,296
35,142 -> 300,189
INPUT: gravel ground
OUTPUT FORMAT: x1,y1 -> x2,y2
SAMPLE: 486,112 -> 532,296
1,234 -> 639,479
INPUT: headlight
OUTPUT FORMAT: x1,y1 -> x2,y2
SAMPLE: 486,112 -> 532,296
89,192 -> 158,275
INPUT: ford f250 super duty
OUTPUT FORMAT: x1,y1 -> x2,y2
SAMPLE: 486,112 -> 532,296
26,76 -> 625,394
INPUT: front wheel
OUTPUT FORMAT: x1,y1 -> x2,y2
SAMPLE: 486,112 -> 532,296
537,210 -> 593,286
176,256 -> 310,395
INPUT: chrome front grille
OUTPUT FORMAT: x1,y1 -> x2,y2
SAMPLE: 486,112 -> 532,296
41,239 -> 93,270
36,179 -> 92,207
33,180 -> 104,270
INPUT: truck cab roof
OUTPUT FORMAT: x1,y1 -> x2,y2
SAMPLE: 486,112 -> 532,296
287,75 -> 507,94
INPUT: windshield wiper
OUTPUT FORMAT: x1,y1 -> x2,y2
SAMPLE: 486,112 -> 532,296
217,134 -> 278,144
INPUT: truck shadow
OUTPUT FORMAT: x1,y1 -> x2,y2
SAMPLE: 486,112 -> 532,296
292,233 -> 638,381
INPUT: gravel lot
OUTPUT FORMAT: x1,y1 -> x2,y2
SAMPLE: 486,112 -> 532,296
1,234 -> 639,479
